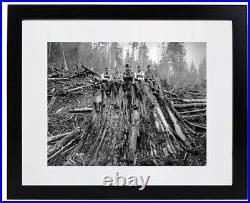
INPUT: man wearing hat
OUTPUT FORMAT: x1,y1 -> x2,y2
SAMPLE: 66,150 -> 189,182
122,63 -> 134,93
134,65 -> 145,97
101,67 -> 112,99
122,63 -> 135,109
112,66 -> 122,96
145,64 -> 157,93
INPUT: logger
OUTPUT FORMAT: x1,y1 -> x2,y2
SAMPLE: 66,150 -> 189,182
134,65 -> 145,99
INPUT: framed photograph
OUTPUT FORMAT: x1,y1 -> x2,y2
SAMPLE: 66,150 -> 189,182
7,4 -> 247,200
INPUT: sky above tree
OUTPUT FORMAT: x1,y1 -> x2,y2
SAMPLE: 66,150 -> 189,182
121,42 -> 206,69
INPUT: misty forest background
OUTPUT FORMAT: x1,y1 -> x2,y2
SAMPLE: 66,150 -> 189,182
47,42 -> 206,89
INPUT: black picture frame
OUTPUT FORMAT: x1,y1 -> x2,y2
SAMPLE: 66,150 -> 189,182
7,5 -> 247,200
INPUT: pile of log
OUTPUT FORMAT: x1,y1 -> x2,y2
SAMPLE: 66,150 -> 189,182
172,98 -> 206,129
162,88 -> 206,131
48,64 -> 100,80
163,87 -> 206,100
48,79 -> 206,166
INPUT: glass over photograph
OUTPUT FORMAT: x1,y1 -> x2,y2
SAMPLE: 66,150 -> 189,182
47,42 -> 206,166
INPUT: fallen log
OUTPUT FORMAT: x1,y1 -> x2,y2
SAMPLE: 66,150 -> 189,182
187,91 -> 204,96
81,65 -> 100,77
69,107 -> 92,113
48,135 -> 80,163
188,122 -> 206,131
174,103 -> 206,109
67,84 -> 93,92
182,114 -> 206,119
180,109 -> 206,115
162,90 -> 178,98
48,77 -> 69,81
172,98 -> 206,103
48,128 -> 81,143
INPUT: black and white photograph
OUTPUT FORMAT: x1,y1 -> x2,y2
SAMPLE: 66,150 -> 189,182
6,3 -> 247,200
47,42 -> 207,166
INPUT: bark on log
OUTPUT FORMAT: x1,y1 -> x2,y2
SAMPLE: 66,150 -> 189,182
128,110 -> 140,160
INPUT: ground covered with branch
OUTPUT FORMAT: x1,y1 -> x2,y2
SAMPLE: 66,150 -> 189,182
48,76 -> 206,166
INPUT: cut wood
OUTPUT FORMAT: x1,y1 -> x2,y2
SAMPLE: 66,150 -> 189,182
48,128 -> 81,143
188,122 -> 206,131
48,135 -> 79,162
48,96 -> 57,109
180,109 -> 206,115
172,98 -> 206,103
67,84 -> 93,92
162,90 -> 178,98
182,99 -> 206,103
187,91 -> 204,96
48,77 -> 69,81
81,65 -> 100,77
69,107 -> 92,113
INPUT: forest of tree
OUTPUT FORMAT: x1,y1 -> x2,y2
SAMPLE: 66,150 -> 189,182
48,42 -> 206,88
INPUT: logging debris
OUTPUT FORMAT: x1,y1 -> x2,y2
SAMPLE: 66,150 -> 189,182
48,73 -> 206,166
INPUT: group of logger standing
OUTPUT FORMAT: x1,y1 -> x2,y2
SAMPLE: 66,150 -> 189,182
93,63 -> 160,112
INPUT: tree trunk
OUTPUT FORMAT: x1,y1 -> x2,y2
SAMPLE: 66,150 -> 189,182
48,42 -> 51,59
61,43 -> 68,71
